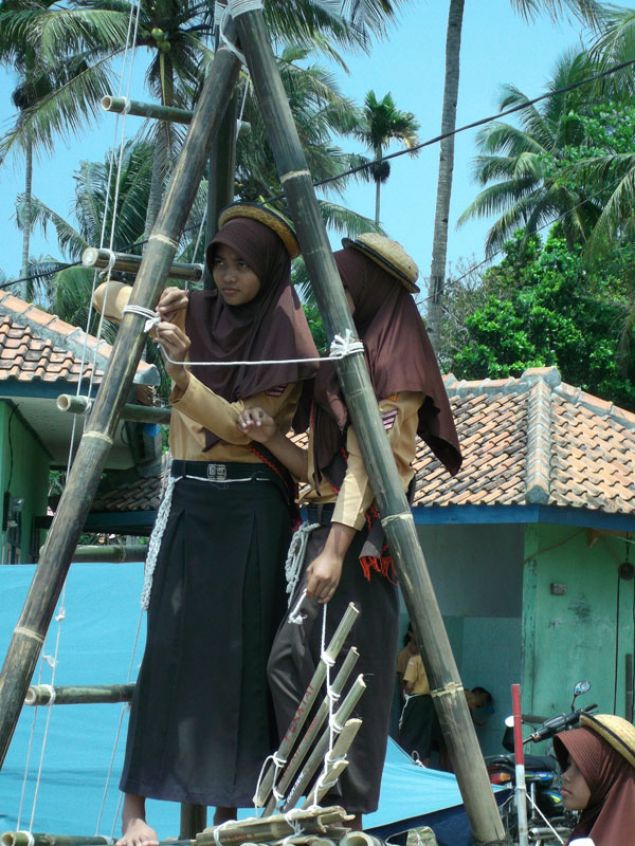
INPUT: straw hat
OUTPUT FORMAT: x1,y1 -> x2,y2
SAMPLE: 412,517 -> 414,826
218,202 -> 300,259
580,713 -> 635,769
341,233 -> 419,293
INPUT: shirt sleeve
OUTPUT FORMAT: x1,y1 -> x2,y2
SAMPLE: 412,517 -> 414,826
331,391 -> 423,530
170,375 -> 298,446
403,655 -> 419,686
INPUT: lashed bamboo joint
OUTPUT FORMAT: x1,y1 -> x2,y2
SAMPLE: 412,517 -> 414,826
196,807 -> 352,846
57,394 -> 171,425
101,96 -> 193,125
81,248 -> 204,282
25,684 -> 134,706
1,834 -> 114,846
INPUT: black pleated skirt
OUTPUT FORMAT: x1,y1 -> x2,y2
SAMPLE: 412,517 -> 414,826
267,525 -> 399,815
120,467 -> 291,807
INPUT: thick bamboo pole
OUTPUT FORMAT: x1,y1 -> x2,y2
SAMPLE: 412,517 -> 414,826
25,684 -> 134,706
0,20 -> 242,769
230,5 -> 504,843
57,394 -> 171,425
300,719 -> 362,809
70,545 -> 148,564
102,95 -> 193,125
196,807 -> 350,846
1,835 -> 113,846
82,248 -> 204,282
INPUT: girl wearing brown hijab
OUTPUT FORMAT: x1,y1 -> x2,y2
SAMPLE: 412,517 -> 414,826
553,713 -> 635,845
93,205 -> 318,845
239,234 -> 461,826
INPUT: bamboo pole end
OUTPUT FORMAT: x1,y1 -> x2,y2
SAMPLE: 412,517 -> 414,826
82,247 -> 100,268
101,96 -> 114,111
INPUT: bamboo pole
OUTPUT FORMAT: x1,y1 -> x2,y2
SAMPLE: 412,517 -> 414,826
180,805 -> 206,839
1,835 -> 113,846
281,677 -> 366,811
0,20 -> 242,769
196,807 -> 350,846
70,545 -> 148,564
204,91 -> 239,289
81,248 -> 204,282
300,719 -> 362,809
261,648 -> 359,815
255,603 -> 359,806
229,5 -> 505,843
57,394 -> 171,425
102,95 -> 193,125
25,684 -> 134,706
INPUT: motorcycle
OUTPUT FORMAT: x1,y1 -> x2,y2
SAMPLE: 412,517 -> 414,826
485,681 -> 596,845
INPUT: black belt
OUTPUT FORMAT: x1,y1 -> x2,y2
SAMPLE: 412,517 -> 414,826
305,503 -> 335,526
171,460 -> 269,482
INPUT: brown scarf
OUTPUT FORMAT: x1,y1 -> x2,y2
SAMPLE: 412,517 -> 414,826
310,247 -> 462,483
185,217 -> 318,450
554,727 -> 635,844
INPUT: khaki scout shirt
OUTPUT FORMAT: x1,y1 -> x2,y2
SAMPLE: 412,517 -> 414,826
93,281 -> 300,463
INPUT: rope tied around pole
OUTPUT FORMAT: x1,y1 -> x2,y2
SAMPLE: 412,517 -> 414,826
99,249 -> 118,278
39,684 -> 56,706
431,681 -> 464,699
122,304 -> 161,333
228,0 -> 264,17
15,832 -> 35,846
219,4 -> 247,65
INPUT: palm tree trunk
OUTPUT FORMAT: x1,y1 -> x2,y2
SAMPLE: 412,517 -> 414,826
427,0 -> 465,350
21,131 -> 33,300
374,172 -> 381,226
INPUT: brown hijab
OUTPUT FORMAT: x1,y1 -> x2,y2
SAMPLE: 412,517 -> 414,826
185,217 -> 318,450
553,726 -> 635,844
310,246 -> 462,481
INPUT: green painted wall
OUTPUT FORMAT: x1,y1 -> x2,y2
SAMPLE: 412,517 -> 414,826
522,523 -> 634,721
0,402 -> 50,562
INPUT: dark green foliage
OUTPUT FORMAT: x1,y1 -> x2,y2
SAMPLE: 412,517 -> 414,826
447,233 -> 635,410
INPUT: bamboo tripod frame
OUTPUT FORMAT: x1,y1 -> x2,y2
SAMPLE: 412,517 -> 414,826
0,5 -> 504,844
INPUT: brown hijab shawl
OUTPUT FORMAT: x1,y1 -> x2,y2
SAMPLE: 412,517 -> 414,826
185,217 -> 318,450
310,246 -> 462,482
554,726 -> 635,844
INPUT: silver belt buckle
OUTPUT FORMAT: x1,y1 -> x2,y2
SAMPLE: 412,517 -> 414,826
206,463 -> 227,481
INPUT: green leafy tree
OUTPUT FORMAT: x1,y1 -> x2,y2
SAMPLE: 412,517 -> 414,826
353,89 -> 420,225
445,232 -> 635,410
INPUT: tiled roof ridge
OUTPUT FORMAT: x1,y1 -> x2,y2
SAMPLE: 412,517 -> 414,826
0,290 -> 158,385
555,381 -> 635,430
525,377 -> 552,504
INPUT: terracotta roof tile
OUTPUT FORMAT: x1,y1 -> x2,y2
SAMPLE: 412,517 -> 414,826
0,290 -> 158,386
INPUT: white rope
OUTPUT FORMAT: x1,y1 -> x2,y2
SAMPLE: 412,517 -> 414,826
39,684 -> 56,705
99,249 -> 118,277
285,523 -> 319,608
15,833 -> 34,846
159,328 -> 364,367
123,304 -> 161,333
213,2 -> 227,30
219,4 -> 246,65
213,820 -> 236,846
228,0 -> 264,16
141,469 -> 181,609
287,589 -> 308,626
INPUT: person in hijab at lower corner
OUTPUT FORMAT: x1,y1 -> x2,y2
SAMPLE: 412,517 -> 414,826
238,233 -> 462,828
93,202 -> 318,845
553,712 -> 635,845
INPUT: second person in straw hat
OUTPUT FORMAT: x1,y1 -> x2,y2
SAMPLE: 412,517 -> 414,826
239,233 -> 462,826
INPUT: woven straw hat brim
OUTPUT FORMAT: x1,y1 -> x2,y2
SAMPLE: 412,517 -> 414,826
218,203 -> 300,259
580,713 -> 635,769
342,236 -> 419,293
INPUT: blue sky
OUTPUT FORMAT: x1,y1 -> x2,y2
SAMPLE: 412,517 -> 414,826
0,1 -> 621,296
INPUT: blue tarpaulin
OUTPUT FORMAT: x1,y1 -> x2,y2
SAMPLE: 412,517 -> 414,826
0,564 -> 477,842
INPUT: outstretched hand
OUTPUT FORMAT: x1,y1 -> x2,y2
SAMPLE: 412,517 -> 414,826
238,407 -> 277,443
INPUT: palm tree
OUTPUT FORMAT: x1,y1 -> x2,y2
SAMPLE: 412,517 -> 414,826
457,51 -> 604,256
354,90 -> 420,225
426,0 -> 603,347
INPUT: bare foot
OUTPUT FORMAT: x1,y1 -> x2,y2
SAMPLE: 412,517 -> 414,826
117,818 -> 159,846
117,794 -> 159,846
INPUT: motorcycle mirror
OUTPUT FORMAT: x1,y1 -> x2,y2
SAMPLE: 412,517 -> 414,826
573,680 -> 591,697
504,715 -> 515,727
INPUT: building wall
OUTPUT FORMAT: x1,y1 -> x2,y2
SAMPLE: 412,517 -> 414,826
0,402 -> 50,562
522,523 -> 634,721
412,523 -> 525,754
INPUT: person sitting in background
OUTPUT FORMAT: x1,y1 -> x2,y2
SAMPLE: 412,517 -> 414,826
553,712 -> 635,845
